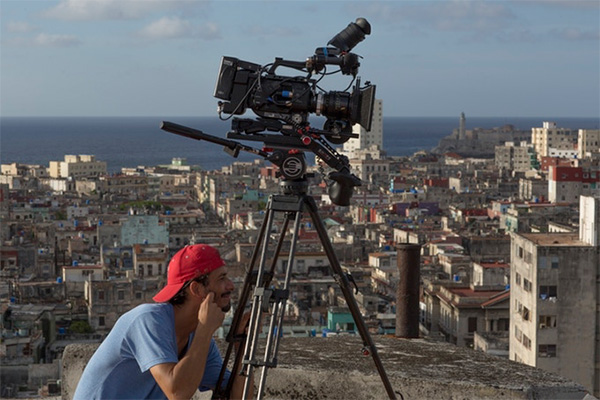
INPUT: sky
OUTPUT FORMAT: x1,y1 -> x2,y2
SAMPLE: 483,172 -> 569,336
1,0 -> 599,118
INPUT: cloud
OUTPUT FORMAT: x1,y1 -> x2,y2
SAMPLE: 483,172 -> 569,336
550,27 -> 600,42
363,1 -> 515,32
242,25 -> 302,38
526,0 -> 600,10
6,21 -> 37,33
33,33 -> 82,47
137,16 -> 221,40
42,0 -> 197,21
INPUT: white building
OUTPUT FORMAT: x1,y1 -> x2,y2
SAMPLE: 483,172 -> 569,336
578,129 -> 600,159
62,264 -> 104,283
531,122 -> 576,160
49,155 -> 107,179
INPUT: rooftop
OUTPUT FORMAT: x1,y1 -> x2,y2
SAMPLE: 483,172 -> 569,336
61,337 -> 592,400
518,232 -> 591,247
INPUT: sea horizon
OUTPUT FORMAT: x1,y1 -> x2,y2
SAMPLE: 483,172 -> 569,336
2,115 -> 599,173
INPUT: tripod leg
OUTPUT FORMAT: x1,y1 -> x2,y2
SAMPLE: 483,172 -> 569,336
240,201 -> 277,399
304,196 -> 397,399
216,204 -> 274,399
257,205 -> 303,397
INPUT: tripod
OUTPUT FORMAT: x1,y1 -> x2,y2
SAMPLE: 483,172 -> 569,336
214,179 -> 397,399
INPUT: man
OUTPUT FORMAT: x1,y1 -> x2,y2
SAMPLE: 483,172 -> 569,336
74,244 -> 251,399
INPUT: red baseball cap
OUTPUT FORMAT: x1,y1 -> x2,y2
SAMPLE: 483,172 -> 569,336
153,244 -> 225,302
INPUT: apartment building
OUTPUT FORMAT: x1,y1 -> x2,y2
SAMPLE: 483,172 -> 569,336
494,142 -> 535,173
548,165 -> 600,203
531,122 -> 577,160
578,129 -> 600,159
132,243 -> 169,279
48,155 -> 107,179
509,195 -> 599,396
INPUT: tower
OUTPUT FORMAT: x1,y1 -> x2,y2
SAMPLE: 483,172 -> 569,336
459,112 -> 466,140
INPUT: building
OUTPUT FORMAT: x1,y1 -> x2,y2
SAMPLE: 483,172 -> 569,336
531,122 -> 576,160
349,152 -> 390,187
548,165 -> 600,203
494,142 -> 535,173
48,155 -> 107,179
509,195 -> 600,396
436,285 -> 507,347
578,129 -> 600,159
120,214 -> 169,247
132,243 -> 169,279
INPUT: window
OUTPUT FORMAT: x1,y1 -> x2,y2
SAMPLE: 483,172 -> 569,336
98,290 -> 105,300
523,334 -> 531,349
468,317 -> 477,333
147,265 -> 153,277
538,344 -> 557,357
136,292 -> 142,300
522,306 -> 530,321
539,285 -> 557,300
523,279 -> 532,292
514,325 -> 522,343
118,290 -> 124,300
99,316 -> 105,326
518,246 -> 524,258
515,272 -> 522,286
539,315 -> 557,329
551,257 -> 559,269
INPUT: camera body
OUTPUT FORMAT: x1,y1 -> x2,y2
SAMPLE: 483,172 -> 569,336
207,18 -> 376,206
213,18 -> 376,143
213,55 -> 376,138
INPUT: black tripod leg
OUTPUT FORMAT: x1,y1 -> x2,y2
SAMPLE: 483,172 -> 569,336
304,196 -> 397,400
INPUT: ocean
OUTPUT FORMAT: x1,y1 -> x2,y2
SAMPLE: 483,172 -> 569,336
1,116 -> 599,173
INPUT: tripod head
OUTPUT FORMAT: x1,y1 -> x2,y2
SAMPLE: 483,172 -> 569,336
160,121 -> 361,206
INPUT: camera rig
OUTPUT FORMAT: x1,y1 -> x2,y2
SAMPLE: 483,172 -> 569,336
161,17 -> 376,206
161,18 -> 399,400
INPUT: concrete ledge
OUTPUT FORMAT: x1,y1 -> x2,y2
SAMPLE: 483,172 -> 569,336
62,336 -> 593,399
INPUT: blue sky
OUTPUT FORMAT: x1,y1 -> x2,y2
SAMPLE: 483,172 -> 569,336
1,0 -> 599,118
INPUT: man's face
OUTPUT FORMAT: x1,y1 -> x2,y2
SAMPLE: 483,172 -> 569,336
205,266 -> 235,312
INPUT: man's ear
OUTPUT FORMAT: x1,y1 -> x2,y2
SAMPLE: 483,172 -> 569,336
189,280 -> 207,300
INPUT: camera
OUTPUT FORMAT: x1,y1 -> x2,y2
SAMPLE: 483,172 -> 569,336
213,18 -> 376,144
161,18 -> 376,206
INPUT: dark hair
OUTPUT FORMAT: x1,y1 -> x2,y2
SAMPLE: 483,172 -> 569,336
168,274 -> 209,306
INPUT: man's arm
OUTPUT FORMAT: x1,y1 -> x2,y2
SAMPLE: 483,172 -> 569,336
150,293 -> 224,400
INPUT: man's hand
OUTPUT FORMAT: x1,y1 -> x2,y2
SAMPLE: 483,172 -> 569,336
198,292 -> 225,335
236,311 -> 252,336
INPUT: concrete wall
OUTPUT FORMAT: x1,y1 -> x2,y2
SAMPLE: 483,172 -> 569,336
28,360 -> 61,390
62,336 -> 592,400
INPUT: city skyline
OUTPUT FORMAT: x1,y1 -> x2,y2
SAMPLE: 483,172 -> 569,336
1,0 -> 599,118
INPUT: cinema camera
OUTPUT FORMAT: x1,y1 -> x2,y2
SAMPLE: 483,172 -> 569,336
161,18 -> 376,206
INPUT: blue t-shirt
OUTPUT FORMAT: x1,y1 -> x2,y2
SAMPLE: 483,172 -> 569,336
73,303 -> 230,399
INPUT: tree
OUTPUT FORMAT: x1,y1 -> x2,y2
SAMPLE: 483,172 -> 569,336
69,320 -> 93,334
